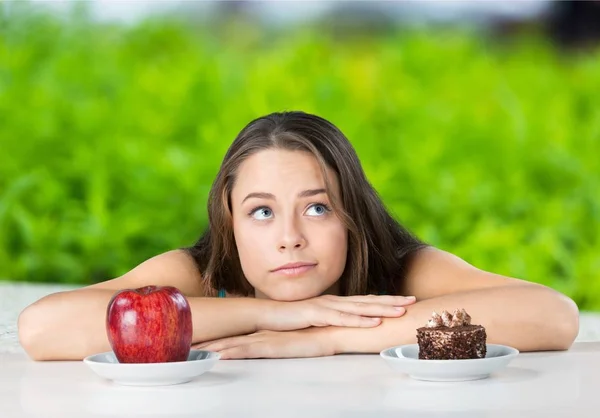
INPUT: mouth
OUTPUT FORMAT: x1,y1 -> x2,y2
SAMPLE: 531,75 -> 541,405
271,262 -> 317,277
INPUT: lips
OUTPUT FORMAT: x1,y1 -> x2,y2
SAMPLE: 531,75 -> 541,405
271,262 -> 317,277
271,262 -> 317,272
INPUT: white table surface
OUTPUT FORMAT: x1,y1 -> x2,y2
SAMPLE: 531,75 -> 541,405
1,342 -> 599,418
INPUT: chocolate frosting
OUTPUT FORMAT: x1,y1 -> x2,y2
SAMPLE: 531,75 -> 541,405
425,308 -> 472,328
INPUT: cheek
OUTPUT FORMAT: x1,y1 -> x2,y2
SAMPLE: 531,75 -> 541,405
333,228 -> 348,267
314,222 -> 348,271
233,221 -> 267,273
235,224 -> 266,251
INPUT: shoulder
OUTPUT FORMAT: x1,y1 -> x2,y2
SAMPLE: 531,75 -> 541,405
400,246 -> 527,299
89,249 -> 213,297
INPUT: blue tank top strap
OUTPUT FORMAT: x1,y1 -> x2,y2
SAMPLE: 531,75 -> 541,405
217,288 -> 226,298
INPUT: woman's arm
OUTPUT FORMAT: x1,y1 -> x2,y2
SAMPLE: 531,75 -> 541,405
333,248 -> 579,353
195,283 -> 578,359
191,248 -> 579,359
18,250 -> 415,361
18,289 -> 282,361
331,283 -> 578,354
17,250 -> 271,361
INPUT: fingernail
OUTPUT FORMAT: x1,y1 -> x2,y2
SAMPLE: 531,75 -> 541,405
405,296 -> 416,300
394,306 -> 406,311
371,317 -> 381,322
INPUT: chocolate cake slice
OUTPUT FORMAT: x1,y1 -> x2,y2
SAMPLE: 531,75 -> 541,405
416,309 -> 486,360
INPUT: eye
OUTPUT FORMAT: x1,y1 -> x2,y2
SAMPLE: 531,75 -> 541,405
250,206 -> 273,220
306,203 -> 331,217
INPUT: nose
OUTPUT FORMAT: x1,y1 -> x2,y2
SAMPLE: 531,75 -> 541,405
277,216 -> 307,252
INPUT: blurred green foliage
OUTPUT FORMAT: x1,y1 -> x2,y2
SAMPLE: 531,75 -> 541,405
1,6 -> 599,309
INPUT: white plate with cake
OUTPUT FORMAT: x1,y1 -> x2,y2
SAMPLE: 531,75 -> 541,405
380,309 -> 519,382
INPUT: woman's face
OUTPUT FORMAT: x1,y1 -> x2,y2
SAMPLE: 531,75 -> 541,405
230,148 -> 348,301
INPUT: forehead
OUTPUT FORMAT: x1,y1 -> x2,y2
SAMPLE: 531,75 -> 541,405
231,149 -> 338,198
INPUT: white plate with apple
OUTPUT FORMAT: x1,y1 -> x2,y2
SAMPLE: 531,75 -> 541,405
84,349 -> 221,386
85,285 -> 220,386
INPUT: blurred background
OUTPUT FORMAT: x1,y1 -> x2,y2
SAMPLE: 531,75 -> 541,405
1,0 -> 599,309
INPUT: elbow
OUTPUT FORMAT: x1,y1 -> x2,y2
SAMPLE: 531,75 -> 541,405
18,291 -> 109,361
513,286 -> 580,352
18,301 -> 54,361
18,303 -> 42,360
548,292 -> 580,351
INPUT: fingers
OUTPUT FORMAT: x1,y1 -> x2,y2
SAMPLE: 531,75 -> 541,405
323,310 -> 383,328
338,295 -> 416,306
193,336 -> 247,352
192,339 -> 219,349
192,338 -> 262,359
218,346 -> 248,360
334,300 -> 408,318
305,294 -> 416,328
319,295 -> 415,321
220,343 -> 271,360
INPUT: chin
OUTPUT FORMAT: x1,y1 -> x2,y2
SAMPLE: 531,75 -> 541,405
263,284 -> 327,302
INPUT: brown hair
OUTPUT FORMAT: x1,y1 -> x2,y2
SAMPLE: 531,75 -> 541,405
185,111 -> 427,297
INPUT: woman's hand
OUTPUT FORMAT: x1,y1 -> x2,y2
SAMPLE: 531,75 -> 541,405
192,328 -> 336,359
260,294 -> 416,331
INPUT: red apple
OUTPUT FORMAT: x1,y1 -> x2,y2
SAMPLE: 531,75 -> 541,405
106,285 -> 193,363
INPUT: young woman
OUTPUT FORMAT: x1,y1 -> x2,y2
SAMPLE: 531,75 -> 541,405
18,111 -> 579,361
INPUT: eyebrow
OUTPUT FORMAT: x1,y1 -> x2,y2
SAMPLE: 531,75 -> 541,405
242,188 -> 327,204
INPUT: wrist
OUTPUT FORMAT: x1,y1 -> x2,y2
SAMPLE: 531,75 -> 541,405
323,326 -> 347,355
300,327 -> 341,356
324,323 -> 392,355
254,299 -> 282,331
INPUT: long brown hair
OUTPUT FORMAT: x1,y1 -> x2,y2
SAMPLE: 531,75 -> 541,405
185,111 -> 427,297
